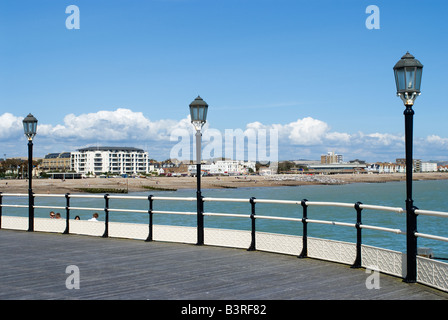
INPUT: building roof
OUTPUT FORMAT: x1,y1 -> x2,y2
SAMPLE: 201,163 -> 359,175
77,147 -> 145,153
44,153 -> 60,159
44,152 -> 71,159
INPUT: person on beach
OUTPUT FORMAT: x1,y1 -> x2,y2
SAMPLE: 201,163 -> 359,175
88,213 -> 99,221
49,211 -> 55,219
74,216 -> 80,220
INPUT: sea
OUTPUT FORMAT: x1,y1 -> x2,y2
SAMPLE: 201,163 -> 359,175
3,179 -> 448,259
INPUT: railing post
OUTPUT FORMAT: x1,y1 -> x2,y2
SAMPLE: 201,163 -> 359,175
248,197 -> 256,251
298,199 -> 308,258
196,191 -> 204,245
28,191 -> 35,232
145,195 -> 153,242
102,194 -> 109,238
351,202 -> 363,268
63,193 -> 70,234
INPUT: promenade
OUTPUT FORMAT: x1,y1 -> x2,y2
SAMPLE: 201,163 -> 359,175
1,229 -> 447,300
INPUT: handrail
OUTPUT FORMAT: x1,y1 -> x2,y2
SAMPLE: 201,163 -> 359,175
108,195 -> 149,200
1,193 -> 28,197
415,209 -> 448,218
68,206 -> 105,211
253,199 -> 301,205
61,194 -> 105,199
415,232 -> 448,243
360,204 -> 405,213
34,205 -> 66,210
255,215 -> 301,222
33,194 -> 66,198
152,196 -> 196,201
361,225 -> 405,235
1,204 -> 28,208
204,197 -> 250,203
306,219 -> 356,228
152,210 -> 197,216
204,212 -> 250,218
108,208 -> 148,214
306,201 -> 355,208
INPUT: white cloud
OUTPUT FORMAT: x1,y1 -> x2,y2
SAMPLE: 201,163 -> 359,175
287,117 -> 329,145
363,133 -> 404,146
1,110 -> 447,161
425,135 -> 448,147
325,131 -> 351,144
243,117 -> 409,161
246,117 -> 354,146
246,117 -> 330,145
37,108 -> 191,142
0,113 -> 23,139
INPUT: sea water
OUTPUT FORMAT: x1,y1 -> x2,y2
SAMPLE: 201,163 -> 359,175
4,179 -> 448,258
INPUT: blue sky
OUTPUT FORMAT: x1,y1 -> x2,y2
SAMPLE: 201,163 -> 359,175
1,0 -> 448,162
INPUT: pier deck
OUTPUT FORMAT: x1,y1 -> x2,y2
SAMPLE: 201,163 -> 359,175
0,229 -> 447,300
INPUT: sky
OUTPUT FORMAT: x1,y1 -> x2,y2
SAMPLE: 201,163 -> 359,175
1,0 -> 448,162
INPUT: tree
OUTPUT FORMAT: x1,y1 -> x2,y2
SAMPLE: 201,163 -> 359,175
278,161 -> 295,173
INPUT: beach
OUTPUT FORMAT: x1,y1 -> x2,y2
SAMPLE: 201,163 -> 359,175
1,172 -> 447,194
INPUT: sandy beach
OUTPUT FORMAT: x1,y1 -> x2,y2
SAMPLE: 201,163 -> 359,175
1,172 -> 447,194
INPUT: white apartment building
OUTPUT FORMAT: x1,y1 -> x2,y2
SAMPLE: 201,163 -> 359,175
366,161 -> 437,173
421,162 -> 438,172
71,147 -> 150,176
188,160 -> 256,175
366,162 -> 406,174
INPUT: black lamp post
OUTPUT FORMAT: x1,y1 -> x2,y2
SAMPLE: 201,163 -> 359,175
189,96 -> 208,245
393,52 -> 423,283
23,113 -> 38,232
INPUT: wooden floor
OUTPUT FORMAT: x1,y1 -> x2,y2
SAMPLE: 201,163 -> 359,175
1,229 -> 447,301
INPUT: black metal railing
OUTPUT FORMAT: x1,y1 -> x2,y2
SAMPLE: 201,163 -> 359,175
1,191 -> 448,284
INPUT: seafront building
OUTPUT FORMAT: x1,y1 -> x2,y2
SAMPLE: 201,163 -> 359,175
70,147 -> 150,176
366,160 -> 438,173
308,163 -> 366,174
14,146 -> 443,177
421,162 -> 438,172
41,152 -> 71,172
188,160 -> 256,176
321,151 -> 343,164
